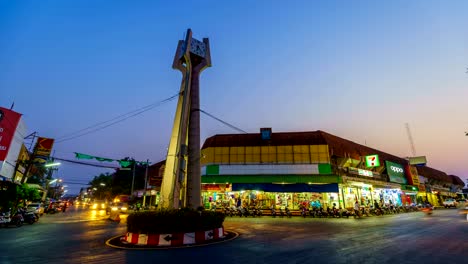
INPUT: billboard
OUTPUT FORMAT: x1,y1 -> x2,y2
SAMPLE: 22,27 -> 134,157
409,156 -> 427,166
385,161 -> 407,184
405,165 -> 420,186
0,107 -> 22,161
34,137 -> 55,157
0,107 -> 26,180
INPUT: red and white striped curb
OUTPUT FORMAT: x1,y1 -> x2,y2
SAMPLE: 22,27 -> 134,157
122,227 -> 225,246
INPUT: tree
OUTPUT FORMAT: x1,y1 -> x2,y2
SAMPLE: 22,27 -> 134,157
110,157 -> 146,197
88,173 -> 113,201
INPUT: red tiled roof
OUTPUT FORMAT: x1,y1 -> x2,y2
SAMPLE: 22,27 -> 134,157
448,175 -> 465,187
202,131 -> 327,148
416,165 -> 449,182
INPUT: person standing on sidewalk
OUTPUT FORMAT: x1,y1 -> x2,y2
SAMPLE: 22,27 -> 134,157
354,201 -> 361,218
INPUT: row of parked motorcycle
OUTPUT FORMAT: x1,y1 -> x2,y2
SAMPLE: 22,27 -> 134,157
222,206 -> 294,218
221,204 -> 421,218
0,208 -> 40,228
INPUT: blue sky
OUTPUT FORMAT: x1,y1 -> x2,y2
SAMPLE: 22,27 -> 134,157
1,0 -> 468,194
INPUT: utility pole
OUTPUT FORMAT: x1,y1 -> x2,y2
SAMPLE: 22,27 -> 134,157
142,159 -> 149,207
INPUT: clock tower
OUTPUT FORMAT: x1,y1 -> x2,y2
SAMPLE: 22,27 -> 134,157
159,29 -> 211,209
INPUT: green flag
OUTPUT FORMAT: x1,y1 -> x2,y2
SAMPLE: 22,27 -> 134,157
75,152 -> 94,160
118,160 -> 133,168
95,157 -> 114,162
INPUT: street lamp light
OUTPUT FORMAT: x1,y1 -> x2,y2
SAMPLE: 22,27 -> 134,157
100,183 -> 105,186
45,162 -> 61,167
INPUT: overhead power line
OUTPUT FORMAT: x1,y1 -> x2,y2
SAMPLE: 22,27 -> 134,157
61,181 -> 91,186
55,93 -> 180,144
198,109 -> 248,134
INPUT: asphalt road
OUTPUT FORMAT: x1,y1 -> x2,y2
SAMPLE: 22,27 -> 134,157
0,206 -> 467,264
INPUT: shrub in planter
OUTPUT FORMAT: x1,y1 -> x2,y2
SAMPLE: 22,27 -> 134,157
127,208 -> 225,234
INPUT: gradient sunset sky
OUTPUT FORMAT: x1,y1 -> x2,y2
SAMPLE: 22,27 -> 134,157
1,0 -> 467,193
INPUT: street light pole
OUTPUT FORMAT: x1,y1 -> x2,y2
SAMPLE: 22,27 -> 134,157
130,161 -> 136,197
143,159 -> 149,207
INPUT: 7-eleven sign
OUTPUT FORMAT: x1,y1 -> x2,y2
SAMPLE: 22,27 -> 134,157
365,155 -> 380,168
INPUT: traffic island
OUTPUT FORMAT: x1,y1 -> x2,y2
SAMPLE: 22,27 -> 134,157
105,208 -> 238,249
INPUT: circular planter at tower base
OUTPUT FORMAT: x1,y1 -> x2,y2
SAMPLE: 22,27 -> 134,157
106,228 -> 238,249
124,226 -> 225,246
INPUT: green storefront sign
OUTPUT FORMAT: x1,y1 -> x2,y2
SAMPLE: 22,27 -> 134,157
385,161 -> 407,184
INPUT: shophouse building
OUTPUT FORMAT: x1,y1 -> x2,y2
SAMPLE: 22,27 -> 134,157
199,129 -> 464,210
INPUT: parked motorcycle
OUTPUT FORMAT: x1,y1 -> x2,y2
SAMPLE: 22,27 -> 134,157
0,209 -> 24,227
285,207 -> 292,218
270,205 -> 277,218
252,206 -> 262,217
278,208 -> 283,217
19,208 -> 38,224
300,205 -> 307,218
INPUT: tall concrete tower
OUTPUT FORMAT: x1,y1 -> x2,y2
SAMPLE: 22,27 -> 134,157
159,29 -> 211,209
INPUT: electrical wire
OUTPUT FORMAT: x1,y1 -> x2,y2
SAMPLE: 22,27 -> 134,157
56,93 -> 179,141
55,93 -> 180,143
198,109 -> 248,134
60,181 -> 91,186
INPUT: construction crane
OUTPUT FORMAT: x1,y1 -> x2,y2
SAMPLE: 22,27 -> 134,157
405,123 -> 417,157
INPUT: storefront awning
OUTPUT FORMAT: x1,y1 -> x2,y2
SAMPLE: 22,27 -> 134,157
232,183 -> 339,193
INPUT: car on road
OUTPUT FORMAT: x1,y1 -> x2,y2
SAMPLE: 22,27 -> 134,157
442,198 -> 458,208
90,200 -> 107,210
26,203 -> 45,216
106,202 -> 128,214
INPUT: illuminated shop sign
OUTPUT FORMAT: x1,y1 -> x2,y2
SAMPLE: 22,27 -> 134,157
347,167 -> 373,177
385,161 -> 407,184
405,165 -> 420,185
358,169 -> 373,177
365,155 -> 380,167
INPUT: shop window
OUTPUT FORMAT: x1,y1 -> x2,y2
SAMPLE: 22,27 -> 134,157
293,145 -> 310,163
201,148 -> 214,165
231,146 -> 245,164
245,146 -> 261,163
261,146 -> 276,163
277,145 -> 293,163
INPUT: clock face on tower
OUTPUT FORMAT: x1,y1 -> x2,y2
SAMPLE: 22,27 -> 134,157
189,38 -> 206,58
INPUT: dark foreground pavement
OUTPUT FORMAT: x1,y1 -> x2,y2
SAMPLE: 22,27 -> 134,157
0,206 -> 467,264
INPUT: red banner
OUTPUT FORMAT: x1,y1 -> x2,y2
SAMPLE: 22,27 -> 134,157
0,107 -> 22,161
